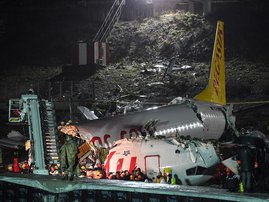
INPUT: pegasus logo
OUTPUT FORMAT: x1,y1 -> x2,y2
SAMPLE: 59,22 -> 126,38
123,150 -> 130,156
194,21 -> 226,105
213,26 -> 223,97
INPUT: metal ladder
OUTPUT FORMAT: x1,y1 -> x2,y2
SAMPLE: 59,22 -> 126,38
40,100 -> 60,165
93,0 -> 125,42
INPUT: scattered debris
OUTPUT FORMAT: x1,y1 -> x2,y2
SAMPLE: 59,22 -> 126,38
147,82 -> 165,87
77,106 -> 99,120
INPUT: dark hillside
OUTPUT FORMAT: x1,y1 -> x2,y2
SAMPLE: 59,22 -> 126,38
1,2 -> 269,133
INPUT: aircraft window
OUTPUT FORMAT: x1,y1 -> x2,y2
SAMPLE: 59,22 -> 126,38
186,166 -> 207,176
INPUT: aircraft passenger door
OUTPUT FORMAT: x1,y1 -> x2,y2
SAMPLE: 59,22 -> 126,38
144,155 -> 160,179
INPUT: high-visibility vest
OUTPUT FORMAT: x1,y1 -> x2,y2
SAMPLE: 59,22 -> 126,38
239,182 -> 244,193
171,178 -> 176,185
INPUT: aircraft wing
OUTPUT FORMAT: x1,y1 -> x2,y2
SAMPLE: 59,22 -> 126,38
0,130 -> 26,149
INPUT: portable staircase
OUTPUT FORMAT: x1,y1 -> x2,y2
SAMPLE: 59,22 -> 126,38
40,100 -> 60,165
93,0 -> 125,42
9,93 -> 60,175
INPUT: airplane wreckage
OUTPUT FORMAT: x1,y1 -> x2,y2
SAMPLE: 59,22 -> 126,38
1,21 -> 268,187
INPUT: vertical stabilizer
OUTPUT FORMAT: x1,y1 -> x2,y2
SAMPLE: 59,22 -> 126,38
194,21 -> 226,105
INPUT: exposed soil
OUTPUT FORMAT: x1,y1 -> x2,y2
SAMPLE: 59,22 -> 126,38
1,10 -> 269,135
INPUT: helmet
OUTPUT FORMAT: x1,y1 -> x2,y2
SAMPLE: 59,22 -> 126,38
66,120 -> 72,125
7,165 -> 13,172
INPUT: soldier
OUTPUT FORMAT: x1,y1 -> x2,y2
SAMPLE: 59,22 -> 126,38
60,135 -> 80,180
60,122 -> 80,181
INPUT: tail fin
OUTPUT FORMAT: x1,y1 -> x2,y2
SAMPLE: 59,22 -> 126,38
194,21 -> 226,105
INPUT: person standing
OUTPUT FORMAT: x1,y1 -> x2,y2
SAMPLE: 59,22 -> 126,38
0,148 -> 3,171
225,168 -> 239,192
237,145 -> 256,192
59,122 -> 80,181
60,135 -> 79,181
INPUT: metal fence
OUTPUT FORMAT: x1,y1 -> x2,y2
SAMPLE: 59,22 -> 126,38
0,80 -> 95,102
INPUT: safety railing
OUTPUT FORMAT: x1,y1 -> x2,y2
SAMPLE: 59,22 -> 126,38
0,80 -> 95,102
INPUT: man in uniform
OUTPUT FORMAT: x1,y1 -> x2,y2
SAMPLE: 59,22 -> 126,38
60,121 -> 80,181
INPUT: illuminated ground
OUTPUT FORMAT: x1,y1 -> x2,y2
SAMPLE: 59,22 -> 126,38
0,173 -> 269,201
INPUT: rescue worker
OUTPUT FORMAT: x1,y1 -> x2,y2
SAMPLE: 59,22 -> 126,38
134,168 -> 146,181
0,148 -> 2,167
25,140 -> 32,169
236,129 -> 265,192
21,160 -> 30,174
13,152 -> 20,173
225,168 -> 239,192
49,164 -> 60,176
99,145 -> 109,165
237,145 -> 256,192
155,171 -> 164,183
60,134 -> 79,180
60,122 -> 80,181
167,173 -> 172,184
171,174 -> 182,185
123,170 -> 131,180
57,121 -> 65,130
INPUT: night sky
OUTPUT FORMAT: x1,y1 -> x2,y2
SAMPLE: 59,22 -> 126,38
0,0 -> 269,67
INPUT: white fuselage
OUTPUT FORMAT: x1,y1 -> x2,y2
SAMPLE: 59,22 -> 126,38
105,138 -> 220,185
77,99 -> 227,147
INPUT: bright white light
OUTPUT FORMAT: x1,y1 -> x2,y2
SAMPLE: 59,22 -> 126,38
189,123 -> 193,129
198,121 -> 203,127
146,106 -> 158,111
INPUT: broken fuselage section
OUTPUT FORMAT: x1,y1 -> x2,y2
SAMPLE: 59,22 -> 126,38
105,136 -> 220,186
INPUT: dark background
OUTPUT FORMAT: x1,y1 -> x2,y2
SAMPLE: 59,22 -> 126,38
1,0 -> 269,135
0,0 -> 269,67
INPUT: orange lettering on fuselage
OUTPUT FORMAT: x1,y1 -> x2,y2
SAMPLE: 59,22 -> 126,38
120,129 -> 141,139
104,134 -> 111,144
213,27 -> 223,97
90,128 -> 141,146
91,136 -> 103,146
